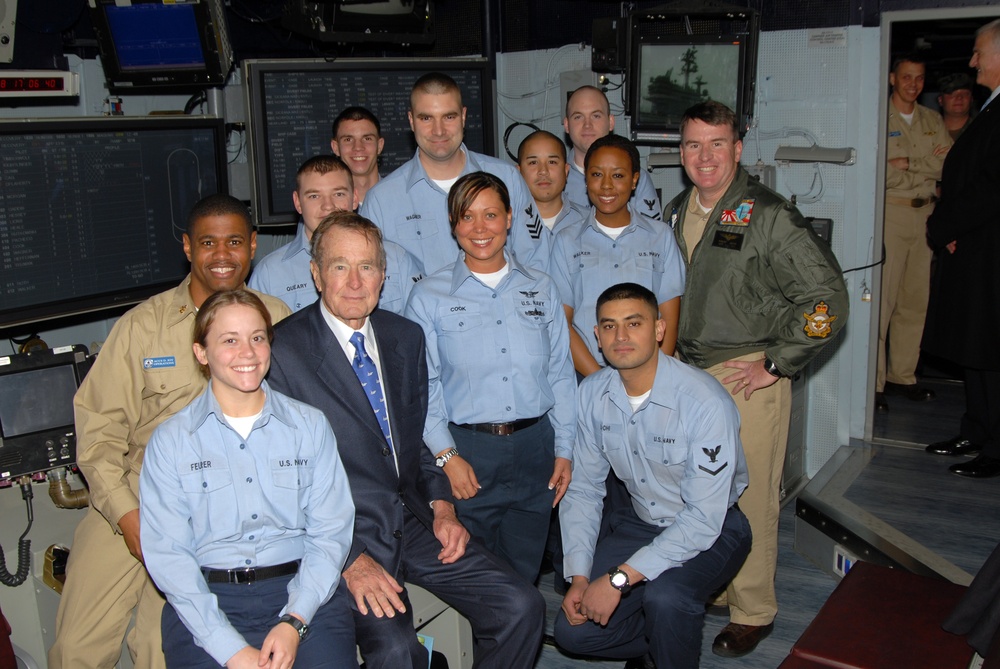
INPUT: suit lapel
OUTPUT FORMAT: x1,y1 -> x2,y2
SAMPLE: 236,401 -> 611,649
308,307 -> 389,446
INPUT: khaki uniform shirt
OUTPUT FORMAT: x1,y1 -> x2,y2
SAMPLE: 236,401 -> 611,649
75,276 -> 291,530
886,102 -> 951,200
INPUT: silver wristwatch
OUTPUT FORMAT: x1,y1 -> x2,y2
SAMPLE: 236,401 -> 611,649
435,448 -> 459,468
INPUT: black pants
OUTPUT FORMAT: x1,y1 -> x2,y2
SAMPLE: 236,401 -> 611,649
961,367 -> 1000,458
353,509 -> 545,669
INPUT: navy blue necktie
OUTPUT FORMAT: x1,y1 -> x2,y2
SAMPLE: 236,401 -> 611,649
349,332 -> 393,452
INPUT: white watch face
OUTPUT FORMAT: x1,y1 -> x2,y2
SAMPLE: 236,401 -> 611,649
610,571 -> 628,588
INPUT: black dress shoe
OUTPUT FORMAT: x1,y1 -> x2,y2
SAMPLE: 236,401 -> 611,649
875,392 -> 889,413
883,381 -> 936,402
949,454 -> 1000,478
926,436 -> 982,457
712,622 -> 774,658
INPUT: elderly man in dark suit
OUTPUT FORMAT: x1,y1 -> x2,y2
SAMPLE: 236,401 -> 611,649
267,210 -> 544,668
923,18 -> 1000,479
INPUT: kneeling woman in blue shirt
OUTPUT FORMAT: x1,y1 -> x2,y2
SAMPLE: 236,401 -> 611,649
139,289 -> 357,669
404,172 -> 577,583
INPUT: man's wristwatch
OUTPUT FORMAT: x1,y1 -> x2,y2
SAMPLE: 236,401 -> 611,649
278,614 -> 309,641
607,567 -> 632,594
762,357 -> 783,378
435,447 -> 459,468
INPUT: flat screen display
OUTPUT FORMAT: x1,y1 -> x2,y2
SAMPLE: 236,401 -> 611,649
0,116 -> 228,329
105,4 -> 206,71
244,58 -> 495,226
0,365 -> 77,438
637,42 -> 741,129
627,14 -> 758,146
89,0 -> 232,92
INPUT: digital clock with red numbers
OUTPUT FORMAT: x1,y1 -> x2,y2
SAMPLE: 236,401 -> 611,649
0,71 -> 80,97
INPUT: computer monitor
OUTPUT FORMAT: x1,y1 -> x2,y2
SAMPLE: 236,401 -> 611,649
243,58 -> 495,226
88,0 -> 233,93
0,116 -> 228,329
0,345 -> 89,480
627,7 -> 759,145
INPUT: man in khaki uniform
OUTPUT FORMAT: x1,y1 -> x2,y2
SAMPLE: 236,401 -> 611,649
49,195 -> 291,669
666,101 -> 848,658
877,55 -> 951,413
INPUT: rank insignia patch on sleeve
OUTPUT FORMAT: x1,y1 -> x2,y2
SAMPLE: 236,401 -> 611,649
698,445 -> 729,475
803,301 -> 837,338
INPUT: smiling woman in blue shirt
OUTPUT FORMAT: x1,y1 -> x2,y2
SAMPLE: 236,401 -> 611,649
549,134 -> 685,378
404,172 -> 577,583
138,289 -> 357,669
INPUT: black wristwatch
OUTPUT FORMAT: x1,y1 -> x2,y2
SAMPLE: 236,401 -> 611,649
607,567 -> 632,594
278,614 -> 309,641
762,357 -> 783,379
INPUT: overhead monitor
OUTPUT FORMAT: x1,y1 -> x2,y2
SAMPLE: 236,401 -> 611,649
88,0 -> 233,93
282,0 -> 434,44
0,116 -> 228,329
627,7 -> 759,145
243,58 -> 494,227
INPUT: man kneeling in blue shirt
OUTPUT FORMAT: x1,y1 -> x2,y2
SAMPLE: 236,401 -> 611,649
555,282 -> 752,669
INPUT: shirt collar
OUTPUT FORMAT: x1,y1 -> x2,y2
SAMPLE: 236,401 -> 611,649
166,275 -> 199,329
984,86 -> 1000,111
585,205 -> 655,236
190,379 -> 294,432
448,249 -> 534,294
282,223 -> 311,261
606,351 -> 679,415
689,167 -> 748,216
318,301 -> 378,361
404,143 -> 474,192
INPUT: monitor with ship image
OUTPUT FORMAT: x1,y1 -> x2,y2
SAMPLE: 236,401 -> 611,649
627,14 -> 758,146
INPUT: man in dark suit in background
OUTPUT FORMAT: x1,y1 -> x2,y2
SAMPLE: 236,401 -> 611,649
267,211 -> 544,668
923,18 -> 1000,479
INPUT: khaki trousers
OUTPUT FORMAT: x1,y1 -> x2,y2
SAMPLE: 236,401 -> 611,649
48,507 -> 165,669
707,353 -> 791,626
877,201 -> 934,390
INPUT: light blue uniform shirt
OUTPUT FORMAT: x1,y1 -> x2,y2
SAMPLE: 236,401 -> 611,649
548,207 -> 686,365
404,251 -> 577,460
248,222 -> 424,315
139,380 -> 355,666
561,352 -> 747,582
361,145 -> 551,274
248,224 -> 315,313
565,148 -> 662,220
548,200 -> 590,237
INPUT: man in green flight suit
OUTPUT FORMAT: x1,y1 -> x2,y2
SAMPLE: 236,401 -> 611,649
665,101 -> 849,659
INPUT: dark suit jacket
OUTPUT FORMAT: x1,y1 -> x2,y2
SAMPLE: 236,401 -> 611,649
268,304 -> 454,577
923,95 -> 1000,369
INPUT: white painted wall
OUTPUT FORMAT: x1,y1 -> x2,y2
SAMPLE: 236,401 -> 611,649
748,26 -> 880,475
